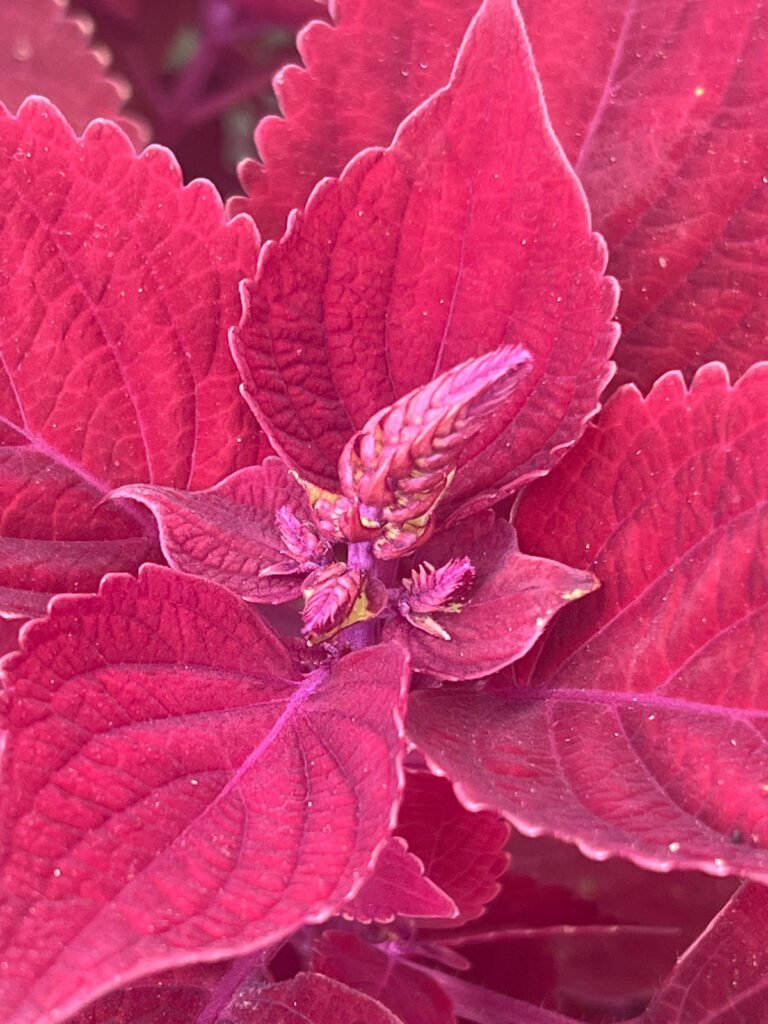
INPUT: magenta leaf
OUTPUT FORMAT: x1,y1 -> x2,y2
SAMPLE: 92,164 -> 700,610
519,0 -> 768,390
228,0 -> 481,238
0,0 -> 146,147
395,771 -> 509,928
636,883 -> 768,1023
0,98 -> 262,613
231,0 -> 618,520
385,513 -> 597,680
113,458 -> 319,604
0,565 -> 409,1024
230,971 -> 406,1023
342,836 -> 457,924
409,362 -> 768,879
312,930 -> 458,1024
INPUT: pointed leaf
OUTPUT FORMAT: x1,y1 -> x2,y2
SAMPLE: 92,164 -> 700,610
636,883 -> 768,1024
228,0 -> 481,238
384,513 -> 597,680
231,0 -> 618,520
410,363 -> 768,880
0,0 -> 146,147
519,0 -> 768,389
113,459 -> 317,603
396,771 -> 509,928
342,836 -> 457,924
0,99 -> 261,613
0,566 -> 409,1024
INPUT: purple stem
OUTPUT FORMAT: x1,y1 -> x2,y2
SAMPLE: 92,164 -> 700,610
194,949 -> 270,1024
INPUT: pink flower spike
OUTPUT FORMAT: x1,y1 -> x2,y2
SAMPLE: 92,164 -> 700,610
339,345 -> 531,559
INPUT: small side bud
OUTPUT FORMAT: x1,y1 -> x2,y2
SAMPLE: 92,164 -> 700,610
397,556 -> 476,640
260,505 -> 332,577
302,563 -> 386,645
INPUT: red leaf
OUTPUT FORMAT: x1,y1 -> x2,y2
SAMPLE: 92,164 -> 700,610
396,771 -> 509,928
519,0 -> 768,389
342,836 -> 457,924
231,0 -> 617,521
228,0 -> 480,239
0,99 -> 261,613
232,971 -> 406,1023
0,0 -> 146,148
312,931 -> 457,1024
636,883 -> 768,1024
409,363 -> 768,880
113,458 -> 317,604
0,566 -> 409,1024
385,514 -> 597,680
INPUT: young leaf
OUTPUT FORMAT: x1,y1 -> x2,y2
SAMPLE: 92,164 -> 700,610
519,0 -> 768,389
0,99 -> 261,612
231,0 -> 618,519
341,836 -> 458,924
0,566 -> 409,1024
228,0 -> 480,238
113,458 -> 319,604
384,513 -> 597,680
409,363 -> 768,880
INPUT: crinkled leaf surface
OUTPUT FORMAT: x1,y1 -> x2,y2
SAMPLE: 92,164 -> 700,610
232,0 -> 617,520
384,514 -> 596,679
519,0 -> 768,390
410,363 -> 768,880
312,931 -> 457,1024
341,836 -> 457,924
395,771 -> 509,928
0,99 -> 261,614
229,0 -> 480,238
114,458 -> 313,603
0,566 -> 409,1024
0,0 -> 146,147
636,883 -> 768,1024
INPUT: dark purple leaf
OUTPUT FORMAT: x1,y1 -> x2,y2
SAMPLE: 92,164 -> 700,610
519,0 -> 768,390
0,565 -> 409,1024
636,883 -> 768,1024
0,98 -> 262,613
231,0 -> 618,520
342,836 -> 457,924
385,514 -> 596,680
0,0 -> 146,147
312,930 -> 457,1024
228,0 -> 480,239
409,363 -> 768,880
113,458 -> 317,604
395,771 -> 509,929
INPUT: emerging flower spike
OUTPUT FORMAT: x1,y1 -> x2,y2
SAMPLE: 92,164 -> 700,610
260,505 -> 332,577
338,345 -> 531,558
397,556 -> 476,640
302,563 -> 387,645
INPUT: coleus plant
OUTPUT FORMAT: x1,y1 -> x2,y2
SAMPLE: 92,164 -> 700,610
1,0 -> 768,1021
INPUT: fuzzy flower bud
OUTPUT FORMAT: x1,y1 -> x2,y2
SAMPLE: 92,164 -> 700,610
397,556 -> 476,640
260,505 -> 331,577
